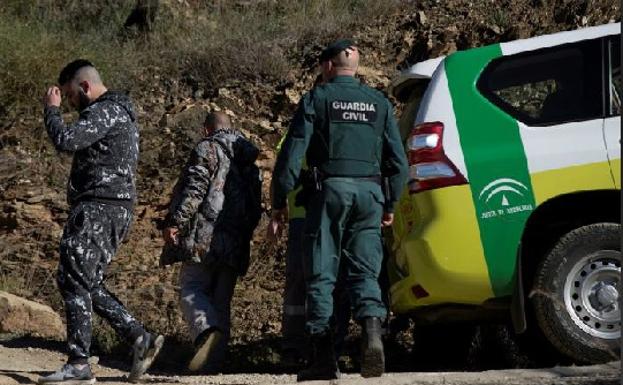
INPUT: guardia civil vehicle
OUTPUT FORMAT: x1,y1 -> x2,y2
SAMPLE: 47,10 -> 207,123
388,23 -> 621,363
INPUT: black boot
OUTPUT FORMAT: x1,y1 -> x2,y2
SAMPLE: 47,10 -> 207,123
360,317 -> 385,378
296,332 -> 340,381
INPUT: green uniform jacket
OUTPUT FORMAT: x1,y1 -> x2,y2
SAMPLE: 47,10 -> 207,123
276,134 -> 307,219
271,75 -> 408,212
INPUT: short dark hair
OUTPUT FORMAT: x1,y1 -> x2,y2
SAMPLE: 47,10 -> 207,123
58,59 -> 94,85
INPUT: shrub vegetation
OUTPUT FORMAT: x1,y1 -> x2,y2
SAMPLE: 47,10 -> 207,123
0,0 -> 399,116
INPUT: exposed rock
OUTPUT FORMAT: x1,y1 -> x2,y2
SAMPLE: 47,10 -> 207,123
417,10 -> 427,25
159,104 -> 208,131
358,65 -> 390,88
14,202 -> 54,225
0,291 -> 65,340
0,199 -> 62,233
284,88 -> 301,105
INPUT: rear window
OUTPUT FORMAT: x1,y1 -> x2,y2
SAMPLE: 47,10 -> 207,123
608,36 -> 621,116
478,37 -> 604,126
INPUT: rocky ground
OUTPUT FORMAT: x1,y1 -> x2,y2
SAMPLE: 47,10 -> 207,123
0,0 -> 620,372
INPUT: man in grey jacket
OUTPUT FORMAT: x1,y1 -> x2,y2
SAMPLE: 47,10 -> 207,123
39,60 -> 163,385
162,112 -> 261,373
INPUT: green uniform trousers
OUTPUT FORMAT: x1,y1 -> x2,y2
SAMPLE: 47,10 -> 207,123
303,178 -> 386,334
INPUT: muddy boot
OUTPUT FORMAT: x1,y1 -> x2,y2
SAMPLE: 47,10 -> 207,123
296,332 -> 340,382
360,317 -> 385,378
188,327 -> 223,372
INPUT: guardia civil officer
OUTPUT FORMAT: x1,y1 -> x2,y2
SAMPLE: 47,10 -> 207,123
269,40 -> 408,381
39,60 -> 163,384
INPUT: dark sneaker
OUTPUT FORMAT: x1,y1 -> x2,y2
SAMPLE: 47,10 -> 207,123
37,363 -> 96,385
188,328 -> 223,372
128,331 -> 164,382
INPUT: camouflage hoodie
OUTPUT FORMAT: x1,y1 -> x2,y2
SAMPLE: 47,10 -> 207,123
44,91 -> 139,208
162,128 -> 260,274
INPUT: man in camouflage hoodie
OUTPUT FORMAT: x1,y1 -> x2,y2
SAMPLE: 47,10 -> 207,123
39,60 -> 163,385
162,112 -> 261,373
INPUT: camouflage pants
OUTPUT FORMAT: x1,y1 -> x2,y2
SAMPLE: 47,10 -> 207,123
57,201 -> 144,364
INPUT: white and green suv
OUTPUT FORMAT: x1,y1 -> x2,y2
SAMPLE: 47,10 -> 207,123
388,22 -> 621,363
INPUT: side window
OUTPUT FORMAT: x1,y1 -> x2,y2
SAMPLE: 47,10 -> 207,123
608,36 -> 621,116
478,38 -> 604,126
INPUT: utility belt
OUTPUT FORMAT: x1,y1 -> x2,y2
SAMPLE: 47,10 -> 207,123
295,167 -> 388,207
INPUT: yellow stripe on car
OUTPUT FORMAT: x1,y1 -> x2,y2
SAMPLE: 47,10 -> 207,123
531,161 -> 616,205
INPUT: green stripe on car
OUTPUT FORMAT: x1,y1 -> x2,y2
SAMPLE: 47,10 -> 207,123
445,44 -> 536,297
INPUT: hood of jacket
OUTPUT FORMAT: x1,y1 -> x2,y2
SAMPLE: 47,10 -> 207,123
94,91 -> 137,122
210,128 -> 259,165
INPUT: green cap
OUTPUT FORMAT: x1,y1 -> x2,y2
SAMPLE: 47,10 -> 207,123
319,39 -> 355,63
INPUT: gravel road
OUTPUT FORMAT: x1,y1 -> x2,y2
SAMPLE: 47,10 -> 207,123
0,342 -> 619,385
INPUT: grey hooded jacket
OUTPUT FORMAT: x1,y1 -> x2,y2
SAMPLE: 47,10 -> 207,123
161,128 -> 260,275
44,91 -> 139,209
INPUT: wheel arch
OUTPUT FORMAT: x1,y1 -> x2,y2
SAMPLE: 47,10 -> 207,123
513,189 -> 621,332
521,190 -> 620,292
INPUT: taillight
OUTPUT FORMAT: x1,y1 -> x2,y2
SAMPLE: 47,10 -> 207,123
407,122 -> 467,194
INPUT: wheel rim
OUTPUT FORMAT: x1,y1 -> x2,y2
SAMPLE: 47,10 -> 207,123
564,250 -> 621,339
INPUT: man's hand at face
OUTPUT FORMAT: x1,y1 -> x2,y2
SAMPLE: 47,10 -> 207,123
44,86 -> 62,108
267,207 -> 288,244
163,226 -> 179,245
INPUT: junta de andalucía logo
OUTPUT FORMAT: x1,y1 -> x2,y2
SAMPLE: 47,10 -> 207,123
478,178 -> 533,220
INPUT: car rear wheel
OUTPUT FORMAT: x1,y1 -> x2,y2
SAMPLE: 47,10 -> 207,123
532,223 -> 621,363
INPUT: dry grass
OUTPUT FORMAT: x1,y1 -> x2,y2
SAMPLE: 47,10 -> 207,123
0,0 -> 400,117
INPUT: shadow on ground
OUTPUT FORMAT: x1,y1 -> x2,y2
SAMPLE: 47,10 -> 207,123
135,322 -> 574,376
0,322 -> 577,377
0,370 -> 45,385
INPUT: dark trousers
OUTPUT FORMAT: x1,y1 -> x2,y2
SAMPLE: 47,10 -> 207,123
282,218 -> 307,353
282,218 -> 352,358
303,178 -> 386,335
57,202 -> 143,364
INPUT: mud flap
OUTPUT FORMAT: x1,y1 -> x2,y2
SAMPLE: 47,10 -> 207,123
511,245 -> 527,334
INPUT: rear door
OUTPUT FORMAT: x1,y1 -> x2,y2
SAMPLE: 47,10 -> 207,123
467,36 -> 612,295
604,35 -> 621,188
481,36 -> 614,208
